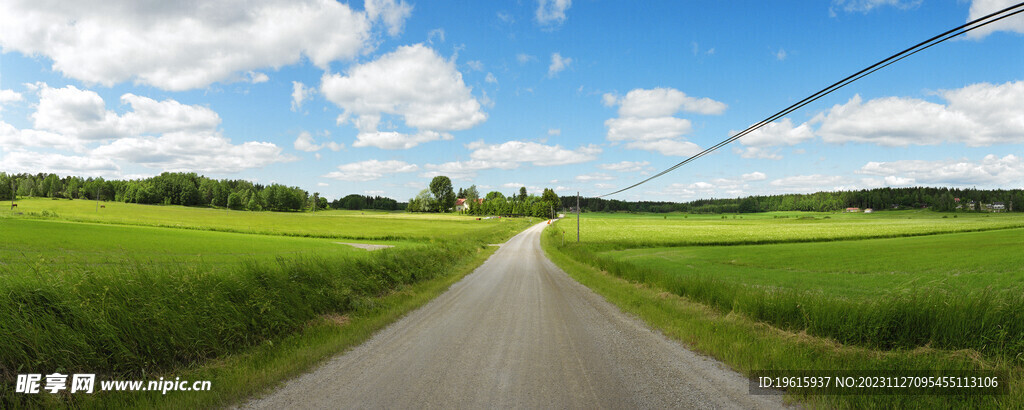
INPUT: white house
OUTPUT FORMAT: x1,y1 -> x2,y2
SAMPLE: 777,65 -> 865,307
454,198 -> 482,212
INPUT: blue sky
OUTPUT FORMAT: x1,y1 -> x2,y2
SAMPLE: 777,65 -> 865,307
1,0 -> 1022,202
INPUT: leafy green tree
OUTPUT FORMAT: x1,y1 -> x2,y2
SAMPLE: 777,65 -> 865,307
227,192 -> 244,210
519,186 -> 527,201
430,176 -> 455,212
738,197 -> 758,213
42,174 -> 62,197
245,193 -> 262,211
17,178 -> 34,197
465,185 -> 480,213
179,182 -> 199,206
541,188 -> 559,216
341,194 -> 366,210
0,173 -> 12,201
409,189 -> 435,212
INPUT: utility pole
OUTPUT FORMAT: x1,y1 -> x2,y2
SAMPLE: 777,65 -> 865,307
576,192 -> 580,243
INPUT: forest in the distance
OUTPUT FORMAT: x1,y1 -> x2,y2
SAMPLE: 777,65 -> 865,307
2,171 -> 1020,214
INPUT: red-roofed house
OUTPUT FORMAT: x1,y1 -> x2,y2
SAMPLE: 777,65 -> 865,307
455,198 -> 483,212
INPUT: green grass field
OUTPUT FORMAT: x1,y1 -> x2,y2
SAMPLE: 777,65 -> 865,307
0,198 -> 537,408
545,211 -> 1024,408
1,218 -> 381,268
569,209 -> 1024,247
3,197 -> 503,240
603,228 -> 1024,299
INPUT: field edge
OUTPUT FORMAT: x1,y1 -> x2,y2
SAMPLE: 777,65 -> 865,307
540,221 -> 1021,409
70,231 -> 518,409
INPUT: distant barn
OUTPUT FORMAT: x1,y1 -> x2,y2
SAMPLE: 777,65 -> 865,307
845,207 -> 861,213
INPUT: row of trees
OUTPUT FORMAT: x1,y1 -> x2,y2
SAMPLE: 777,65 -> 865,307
7,171 -> 1015,216
559,187 -> 1023,213
329,194 -> 402,210
2,172 -> 312,212
407,176 -> 561,218
2,171 -> 407,213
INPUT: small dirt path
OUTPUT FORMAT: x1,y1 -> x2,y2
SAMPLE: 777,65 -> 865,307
334,242 -> 394,251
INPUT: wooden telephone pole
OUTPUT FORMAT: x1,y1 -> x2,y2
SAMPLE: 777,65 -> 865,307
576,192 -> 580,243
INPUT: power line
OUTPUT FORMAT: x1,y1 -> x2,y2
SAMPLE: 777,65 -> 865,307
598,2 -> 1024,198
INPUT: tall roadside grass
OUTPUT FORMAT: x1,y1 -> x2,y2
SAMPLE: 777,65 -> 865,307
0,218 -> 535,408
541,225 -> 1020,408
547,227 -> 1024,364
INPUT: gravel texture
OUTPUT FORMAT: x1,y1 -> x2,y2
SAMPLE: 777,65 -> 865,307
243,222 -> 788,409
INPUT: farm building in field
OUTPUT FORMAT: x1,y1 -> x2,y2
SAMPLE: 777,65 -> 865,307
845,207 -> 861,213
990,202 -> 1006,212
864,208 -> 874,213
454,198 -> 483,212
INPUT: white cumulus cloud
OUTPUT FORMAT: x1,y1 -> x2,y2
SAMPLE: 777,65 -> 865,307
0,0 -> 382,90
624,139 -> 703,157
422,140 -> 600,179
608,88 -> 728,117
736,118 -> 815,147
732,118 -> 814,160
548,52 -> 572,77
830,0 -> 921,15
816,82 -> 1024,147
29,84 -> 220,142
967,0 -> 1024,39
365,0 -> 413,37
0,89 -> 23,109
742,171 -> 767,181
93,133 -> 293,174
467,140 -> 600,167
3,83 -> 294,174
321,44 -> 486,149
598,160 -> 650,172
769,174 -> 851,192
605,117 -> 693,142
322,159 -> 419,181
0,150 -> 120,177
857,154 -> 1024,187
292,81 -> 314,112
603,88 -> 725,157
574,173 -> 614,182
421,160 -> 501,180
536,0 -> 572,25
294,131 -> 343,152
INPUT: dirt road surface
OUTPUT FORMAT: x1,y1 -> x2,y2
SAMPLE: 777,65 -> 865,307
243,221 -> 787,409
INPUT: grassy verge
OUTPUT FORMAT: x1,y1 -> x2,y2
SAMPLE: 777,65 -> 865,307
1,218 -> 380,267
2,197 -> 502,241
82,239 -> 504,409
565,211 -> 1024,249
542,222 -> 1022,408
568,230 -> 1024,361
1,217 -> 534,408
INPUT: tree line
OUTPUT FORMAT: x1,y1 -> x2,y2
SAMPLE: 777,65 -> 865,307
0,172 -> 394,213
560,187 -> 1023,213
5,172 -> 1016,215
329,194 -> 402,211
407,176 -> 561,218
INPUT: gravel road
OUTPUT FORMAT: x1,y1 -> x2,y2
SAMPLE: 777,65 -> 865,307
242,221 -> 787,409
